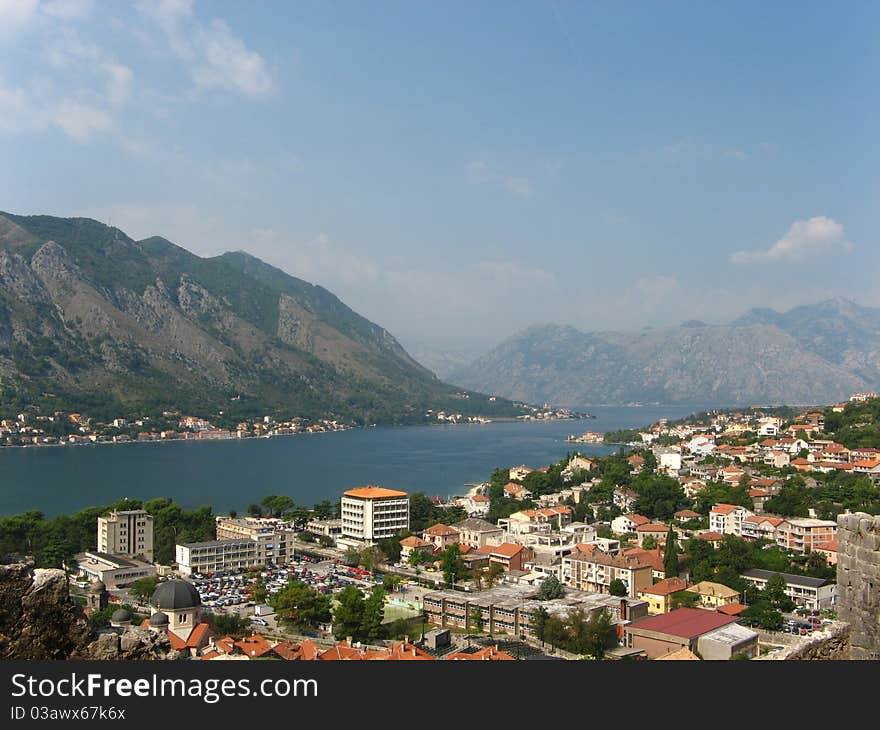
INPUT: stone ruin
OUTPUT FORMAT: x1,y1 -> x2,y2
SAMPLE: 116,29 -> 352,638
836,512 -> 880,660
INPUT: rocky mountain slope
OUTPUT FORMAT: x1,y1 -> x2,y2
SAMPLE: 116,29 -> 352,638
448,303 -> 879,407
0,212 -> 516,423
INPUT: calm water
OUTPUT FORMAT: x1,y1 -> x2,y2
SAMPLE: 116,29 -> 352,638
0,405 -> 702,517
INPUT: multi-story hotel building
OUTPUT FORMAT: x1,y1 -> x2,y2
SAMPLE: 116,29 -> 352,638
563,546 -> 654,598
98,509 -> 154,562
175,517 -> 297,575
340,486 -> 409,544
774,518 -> 837,554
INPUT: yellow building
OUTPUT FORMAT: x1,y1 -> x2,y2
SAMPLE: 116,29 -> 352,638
685,581 -> 740,608
637,577 -> 689,615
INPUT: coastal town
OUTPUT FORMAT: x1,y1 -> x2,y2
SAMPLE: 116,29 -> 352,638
0,402 -> 586,449
8,390 -> 871,661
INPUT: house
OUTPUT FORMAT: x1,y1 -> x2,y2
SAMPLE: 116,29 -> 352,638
718,466 -> 746,485
674,509 -> 702,522
748,489 -> 772,514
447,645 -> 515,661
637,577 -> 689,615
610,513 -> 650,535
657,448 -> 683,473
399,535 -> 433,562
503,482 -> 533,500
814,539 -> 838,566
681,479 -> 706,498
709,504 -> 754,536
764,451 -> 791,468
613,487 -> 640,511
740,569 -> 836,611
695,531 -> 724,548
627,454 -> 646,472
422,524 -> 461,552
740,515 -> 788,542
852,460 -> 880,482
508,465 -> 534,481
563,454 -> 595,476
654,647 -> 701,661
686,434 -> 716,456
696,623 -> 759,660
460,493 -> 491,517
477,543 -> 534,572
623,608 -> 752,659
563,546 -> 654,598
684,581 -> 741,609
635,523 -> 669,548
622,547 -> 667,580
453,518 -> 504,549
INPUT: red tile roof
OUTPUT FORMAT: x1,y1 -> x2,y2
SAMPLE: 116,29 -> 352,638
639,577 -> 689,596
628,608 -> 739,639
446,645 -> 515,661
710,504 -> 741,515
424,524 -> 460,537
697,531 -> 724,541
716,603 -> 748,616
234,633 -> 274,658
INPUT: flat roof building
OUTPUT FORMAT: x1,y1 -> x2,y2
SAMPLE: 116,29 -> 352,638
340,486 -> 409,545
740,569 -> 836,611
98,509 -> 154,562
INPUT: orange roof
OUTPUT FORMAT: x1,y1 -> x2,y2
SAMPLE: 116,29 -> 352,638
853,460 -> 880,469
318,641 -> 365,661
364,642 -> 435,660
344,485 -> 408,499
214,636 -> 236,654
235,633 -> 274,658
815,539 -> 838,552
472,494 -> 490,502
200,649 -> 220,660
710,504 -> 741,515
272,641 -> 305,661
640,577 -> 689,596
400,535 -> 431,548
488,543 -> 526,558
748,489 -> 770,497
167,631 -> 187,651
424,524 -> 460,537
623,547 -> 665,572
697,531 -> 724,541
629,514 -> 651,527
716,603 -> 748,616
185,622 -> 213,648
674,509 -> 701,519
636,523 -> 668,532
447,645 -> 515,661
504,482 -> 525,492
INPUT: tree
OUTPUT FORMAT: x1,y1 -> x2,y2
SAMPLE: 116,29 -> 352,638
568,608 -> 615,659
343,546 -> 361,567
531,605 -> 550,644
360,586 -> 387,642
536,574 -> 565,600
741,600 -> 783,630
359,546 -> 385,574
470,607 -> 484,633
609,579 -> 628,597
270,579 -> 332,631
671,590 -> 701,609
382,574 -> 402,591
440,543 -> 465,585
260,495 -> 295,517
483,561 -> 504,588
204,611 -> 250,637
642,535 -> 658,550
252,578 -> 268,604
332,586 -> 365,640
663,526 -> 680,579
764,572 -> 796,612
247,503 -> 263,517
127,576 -> 159,603
631,475 -> 685,520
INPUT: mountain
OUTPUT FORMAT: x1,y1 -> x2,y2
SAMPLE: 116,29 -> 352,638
0,212 -> 520,424
731,298 -> 880,385
448,308 -> 877,406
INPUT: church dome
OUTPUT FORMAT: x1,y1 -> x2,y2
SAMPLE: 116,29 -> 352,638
110,608 -> 132,624
151,580 -> 201,610
149,611 -> 169,627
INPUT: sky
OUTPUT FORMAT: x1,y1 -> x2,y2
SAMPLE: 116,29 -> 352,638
1,0 -> 878,367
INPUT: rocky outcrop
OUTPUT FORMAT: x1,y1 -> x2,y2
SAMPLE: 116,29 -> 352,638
77,628 -> 181,661
0,560 -> 91,659
836,512 -> 880,660
0,560 -> 180,660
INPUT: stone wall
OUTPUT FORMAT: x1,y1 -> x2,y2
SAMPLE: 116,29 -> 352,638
753,622 -> 850,660
836,512 -> 880,660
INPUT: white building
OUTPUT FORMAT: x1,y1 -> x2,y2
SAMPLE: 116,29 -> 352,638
740,569 -> 836,611
709,504 -> 754,536
98,509 -> 154,562
176,538 -> 259,576
340,486 -> 409,545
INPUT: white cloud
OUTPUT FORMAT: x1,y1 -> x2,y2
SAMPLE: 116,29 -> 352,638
465,160 -> 532,198
731,216 -> 853,264
52,99 -> 113,142
138,1 -> 274,98
0,0 -> 39,37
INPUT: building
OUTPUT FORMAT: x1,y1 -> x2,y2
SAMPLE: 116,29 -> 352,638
477,543 -> 534,572
741,515 -> 788,542
684,581 -> 740,609
399,535 -> 433,563
340,486 -> 409,545
176,538 -> 259,576
509,465 -> 534,481
73,551 -> 156,589
611,513 -> 651,535
635,523 -> 669,548
637,577 -> 689,615
623,608 -> 753,659
305,518 -> 344,541
697,623 -> 759,660
774,518 -> 837,554
740,569 -> 836,610
146,579 -> 214,656
216,516 -> 297,561
453,518 -> 504,549
709,504 -> 754,536
422,524 -> 461,551
98,509 -> 154,562
563,546 -> 653,598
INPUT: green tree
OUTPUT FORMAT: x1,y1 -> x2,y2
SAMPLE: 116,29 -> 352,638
609,578 -> 628,597
483,561 -> 504,588
536,574 -> 565,600
313,500 -> 335,520
204,611 -> 250,637
260,495 -> 295,517
332,585 -> 366,640
440,543 -> 465,585
663,526 -> 680,579
631,475 -> 685,520
531,605 -> 549,644
343,546 -> 361,567
568,607 -> 615,659
741,600 -> 783,630
269,579 -> 332,631
470,607 -> 484,633
642,535 -> 658,550
764,572 -> 796,612
671,590 -> 701,609
359,545 -> 385,574
127,576 -> 159,603
360,586 -> 387,642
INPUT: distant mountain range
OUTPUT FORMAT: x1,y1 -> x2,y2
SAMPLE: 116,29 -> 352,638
0,212 -> 521,424
448,298 -> 880,407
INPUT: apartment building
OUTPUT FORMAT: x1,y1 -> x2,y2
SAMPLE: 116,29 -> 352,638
176,538 -> 259,576
709,504 -> 754,536
98,509 -> 154,562
740,569 -> 836,611
775,518 -> 837,554
563,546 -> 653,598
340,486 -> 409,545
452,518 -> 504,549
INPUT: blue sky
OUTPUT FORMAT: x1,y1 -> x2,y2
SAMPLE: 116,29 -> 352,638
1,1 -> 877,365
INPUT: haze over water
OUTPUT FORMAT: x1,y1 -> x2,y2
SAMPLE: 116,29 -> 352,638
0,405 -> 702,517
